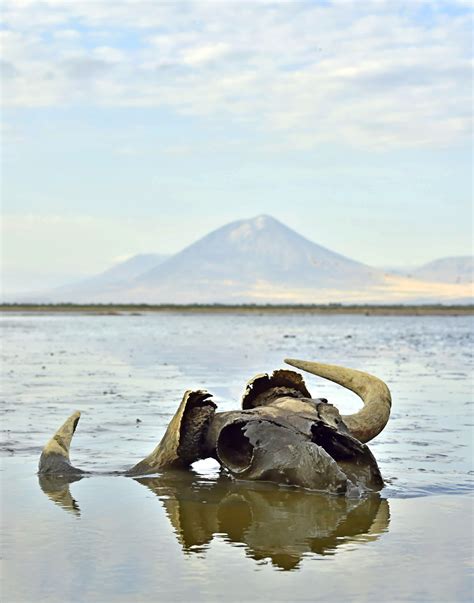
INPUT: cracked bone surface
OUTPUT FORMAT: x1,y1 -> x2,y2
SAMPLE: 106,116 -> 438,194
38,411 -> 85,475
210,401 -> 384,494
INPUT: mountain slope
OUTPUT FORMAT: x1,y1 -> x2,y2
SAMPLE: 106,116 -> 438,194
410,256 -> 473,284
92,254 -> 169,284
51,253 -> 168,298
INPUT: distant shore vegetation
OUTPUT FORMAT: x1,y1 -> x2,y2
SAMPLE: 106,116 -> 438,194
0,303 -> 472,316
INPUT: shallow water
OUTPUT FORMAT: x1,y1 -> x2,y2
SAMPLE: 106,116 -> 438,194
1,312 -> 473,601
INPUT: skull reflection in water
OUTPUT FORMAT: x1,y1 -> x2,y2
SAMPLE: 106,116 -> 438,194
38,469 -> 390,571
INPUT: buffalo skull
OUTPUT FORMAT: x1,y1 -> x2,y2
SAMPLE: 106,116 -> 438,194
39,359 -> 391,495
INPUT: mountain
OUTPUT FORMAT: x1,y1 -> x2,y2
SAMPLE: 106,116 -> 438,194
90,254 -> 168,284
409,256 -> 473,284
127,215 -> 383,302
30,216 -> 473,304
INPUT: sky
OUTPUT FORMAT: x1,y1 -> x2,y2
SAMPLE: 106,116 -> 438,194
1,0 -> 472,293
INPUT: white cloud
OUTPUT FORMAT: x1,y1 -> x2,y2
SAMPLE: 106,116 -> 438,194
182,43 -> 230,66
52,28 -> 81,40
0,0 -> 472,148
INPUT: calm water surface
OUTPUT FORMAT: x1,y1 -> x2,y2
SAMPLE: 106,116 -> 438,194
1,312 -> 473,602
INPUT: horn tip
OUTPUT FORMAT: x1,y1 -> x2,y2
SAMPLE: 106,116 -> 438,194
70,411 -> 81,428
284,358 -> 304,368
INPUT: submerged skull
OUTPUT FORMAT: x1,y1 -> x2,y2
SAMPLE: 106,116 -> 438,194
39,359 -> 392,495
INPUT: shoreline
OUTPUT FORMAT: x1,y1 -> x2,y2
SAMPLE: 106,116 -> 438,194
0,303 -> 472,316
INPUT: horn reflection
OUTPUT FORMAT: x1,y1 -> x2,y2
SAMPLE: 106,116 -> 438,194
38,474 -> 84,516
135,471 -> 390,571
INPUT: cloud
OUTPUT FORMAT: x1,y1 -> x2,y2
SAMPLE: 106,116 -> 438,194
182,43 -> 230,66
52,28 -> 81,40
62,57 -> 111,79
0,59 -> 18,79
0,0 -> 472,148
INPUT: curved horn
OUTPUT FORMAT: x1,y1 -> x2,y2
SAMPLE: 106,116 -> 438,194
38,411 -> 84,474
284,359 -> 391,443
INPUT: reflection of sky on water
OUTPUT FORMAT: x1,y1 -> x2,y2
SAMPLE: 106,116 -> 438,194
2,460 -> 472,602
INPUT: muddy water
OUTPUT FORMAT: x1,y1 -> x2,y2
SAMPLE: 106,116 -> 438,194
1,312 -> 473,601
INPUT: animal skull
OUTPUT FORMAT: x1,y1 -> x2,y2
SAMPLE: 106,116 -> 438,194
39,359 -> 392,495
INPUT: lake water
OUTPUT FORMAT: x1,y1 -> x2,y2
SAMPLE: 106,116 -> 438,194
1,312 -> 473,602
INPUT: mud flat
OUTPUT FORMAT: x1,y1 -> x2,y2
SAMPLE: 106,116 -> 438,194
1,312 -> 472,601
1,302 -> 473,315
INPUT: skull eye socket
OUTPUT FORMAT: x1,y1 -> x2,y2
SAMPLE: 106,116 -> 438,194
216,422 -> 254,474
311,424 -> 364,460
